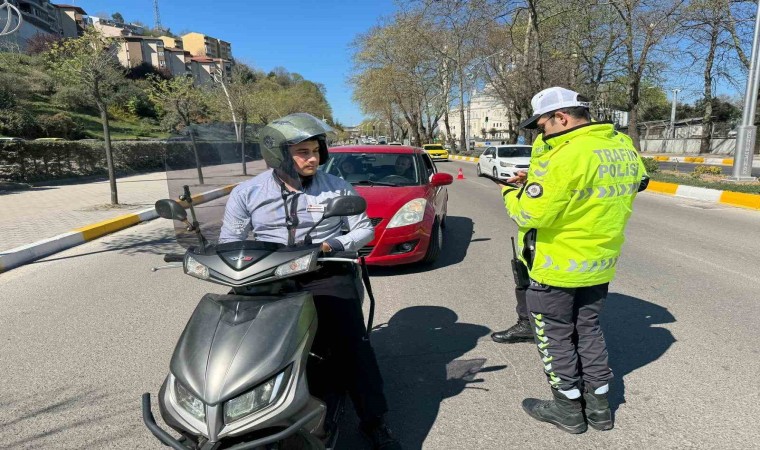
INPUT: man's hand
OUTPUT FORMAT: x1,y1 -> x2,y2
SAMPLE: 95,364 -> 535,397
506,170 -> 528,186
320,242 -> 332,253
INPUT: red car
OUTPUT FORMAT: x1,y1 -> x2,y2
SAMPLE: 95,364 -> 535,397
324,145 -> 453,266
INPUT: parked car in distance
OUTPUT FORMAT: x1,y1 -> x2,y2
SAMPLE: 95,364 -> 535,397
324,145 -> 453,266
422,144 -> 449,162
477,144 -> 531,179
0,137 -> 26,142
34,137 -> 66,142
388,142 -> 402,146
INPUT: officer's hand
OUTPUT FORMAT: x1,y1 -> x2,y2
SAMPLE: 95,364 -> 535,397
320,242 -> 332,253
506,170 -> 527,186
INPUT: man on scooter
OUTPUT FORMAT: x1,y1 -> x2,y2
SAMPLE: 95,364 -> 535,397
219,113 -> 402,450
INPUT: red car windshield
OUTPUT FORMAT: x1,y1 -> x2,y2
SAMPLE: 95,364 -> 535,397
324,152 -> 421,186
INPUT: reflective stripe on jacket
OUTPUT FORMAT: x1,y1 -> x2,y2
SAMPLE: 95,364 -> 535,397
503,123 -> 646,288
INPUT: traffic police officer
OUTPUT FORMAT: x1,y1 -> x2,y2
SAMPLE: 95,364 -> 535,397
219,113 -> 402,449
500,87 -> 647,434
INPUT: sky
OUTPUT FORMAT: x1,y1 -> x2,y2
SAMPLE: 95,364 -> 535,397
67,0 -> 398,126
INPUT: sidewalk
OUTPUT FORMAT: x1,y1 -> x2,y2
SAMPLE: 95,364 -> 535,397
0,161 -> 268,272
1,172 -> 169,253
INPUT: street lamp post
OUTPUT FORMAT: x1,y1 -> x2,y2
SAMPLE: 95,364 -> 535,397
669,88 -> 681,139
729,0 -> 760,182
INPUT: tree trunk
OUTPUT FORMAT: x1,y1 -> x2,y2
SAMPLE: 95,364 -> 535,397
98,101 -> 118,205
458,69 -> 467,153
240,119 -> 248,175
188,126 -> 204,185
443,108 -> 455,150
412,112 -> 423,149
700,16 -> 720,155
627,77 -> 641,151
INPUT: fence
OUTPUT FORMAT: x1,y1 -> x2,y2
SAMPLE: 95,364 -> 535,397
0,140 -> 261,182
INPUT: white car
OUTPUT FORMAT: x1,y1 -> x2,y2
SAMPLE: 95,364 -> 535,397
477,145 -> 531,179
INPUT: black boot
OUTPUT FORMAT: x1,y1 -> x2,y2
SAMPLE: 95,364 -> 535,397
491,319 -> 533,343
583,388 -> 613,430
360,419 -> 402,450
522,389 -> 587,434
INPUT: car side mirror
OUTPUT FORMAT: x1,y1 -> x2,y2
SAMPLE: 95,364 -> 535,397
322,195 -> 367,218
430,172 -> 453,187
155,199 -> 187,221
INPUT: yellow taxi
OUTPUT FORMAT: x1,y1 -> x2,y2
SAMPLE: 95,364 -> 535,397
422,144 -> 449,162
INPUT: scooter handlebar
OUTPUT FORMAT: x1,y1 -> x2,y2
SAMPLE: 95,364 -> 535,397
330,251 -> 359,259
163,254 -> 185,263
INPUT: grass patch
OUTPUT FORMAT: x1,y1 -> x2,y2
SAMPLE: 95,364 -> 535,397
651,171 -> 760,194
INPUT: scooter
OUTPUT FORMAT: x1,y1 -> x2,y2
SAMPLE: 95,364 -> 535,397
142,188 -> 376,450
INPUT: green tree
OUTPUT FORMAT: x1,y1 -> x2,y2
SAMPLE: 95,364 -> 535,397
47,30 -> 125,204
112,12 -> 125,24
149,75 -> 209,184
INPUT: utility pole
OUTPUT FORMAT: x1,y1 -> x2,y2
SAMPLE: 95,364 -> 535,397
153,0 -> 162,31
669,88 -> 681,139
729,0 -> 760,182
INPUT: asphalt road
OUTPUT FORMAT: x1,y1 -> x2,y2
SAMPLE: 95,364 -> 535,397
1,161 -> 759,449
658,161 -> 760,177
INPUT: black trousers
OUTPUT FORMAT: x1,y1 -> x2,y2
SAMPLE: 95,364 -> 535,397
525,281 -> 613,392
515,285 -> 528,321
298,265 -> 388,423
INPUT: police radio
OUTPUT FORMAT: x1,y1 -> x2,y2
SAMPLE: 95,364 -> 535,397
511,237 -> 530,288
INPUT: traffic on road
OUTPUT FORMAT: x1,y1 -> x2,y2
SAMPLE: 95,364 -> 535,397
2,152 -> 759,449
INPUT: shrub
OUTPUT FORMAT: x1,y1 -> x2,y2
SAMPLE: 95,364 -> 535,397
691,165 -> 723,178
0,108 -> 39,138
642,157 -> 659,174
0,83 -> 17,109
51,85 -> 95,113
38,113 -> 86,140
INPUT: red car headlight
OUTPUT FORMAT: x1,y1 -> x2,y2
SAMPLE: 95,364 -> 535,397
387,198 -> 427,228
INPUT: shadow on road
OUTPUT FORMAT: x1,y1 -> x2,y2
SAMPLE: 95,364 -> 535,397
367,216 -> 474,277
602,293 -> 676,413
0,386 -> 136,448
31,226 -> 183,266
337,306 -> 500,449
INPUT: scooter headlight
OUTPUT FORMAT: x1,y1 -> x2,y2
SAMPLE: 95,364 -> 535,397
274,253 -> 314,278
174,380 -> 205,422
224,369 -> 288,424
184,256 -> 209,280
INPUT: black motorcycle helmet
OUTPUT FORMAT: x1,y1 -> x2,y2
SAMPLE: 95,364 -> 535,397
259,113 -> 334,189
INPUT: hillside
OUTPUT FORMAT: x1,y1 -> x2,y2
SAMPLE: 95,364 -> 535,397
0,52 -> 167,140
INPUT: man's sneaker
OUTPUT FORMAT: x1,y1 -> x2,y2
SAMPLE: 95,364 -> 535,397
522,389 -> 587,434
491,319 -> 533,343
360,420 -> 402,450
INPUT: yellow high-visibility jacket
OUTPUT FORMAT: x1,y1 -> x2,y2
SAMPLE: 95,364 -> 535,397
503,123 -> 646,288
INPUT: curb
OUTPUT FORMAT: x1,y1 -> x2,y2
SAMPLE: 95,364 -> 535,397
646,180 -> 760,210
647,155 -> 760,168
449,155 -> 480,163
447,155 -> 760,211
449,153 -> 760,168
0,184 -> 238,273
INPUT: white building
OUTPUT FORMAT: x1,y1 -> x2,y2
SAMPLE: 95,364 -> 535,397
440,89 -> 516,143
440,87 -> 629,144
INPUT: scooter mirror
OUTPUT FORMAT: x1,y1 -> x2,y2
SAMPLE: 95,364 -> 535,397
155,199 -> 188,221
322,196 -> 367,219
